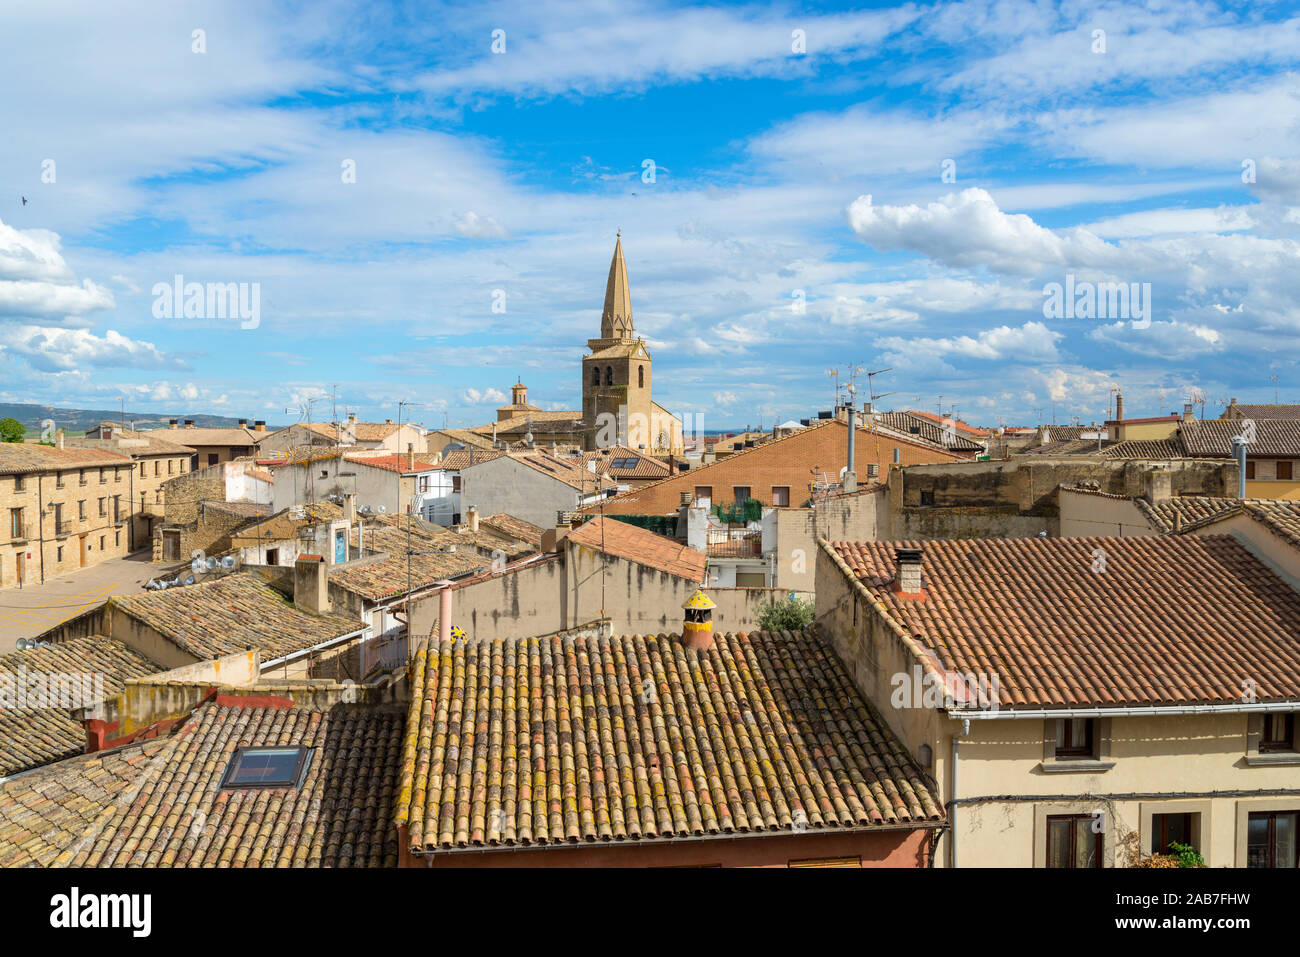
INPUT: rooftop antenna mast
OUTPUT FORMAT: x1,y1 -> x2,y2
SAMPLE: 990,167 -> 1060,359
865,368 -> 894,409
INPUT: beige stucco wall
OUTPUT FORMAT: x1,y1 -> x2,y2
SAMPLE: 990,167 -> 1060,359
1188,513 -> 1300,585
1057,490 -> 1157,538
814,544 -> 1300,868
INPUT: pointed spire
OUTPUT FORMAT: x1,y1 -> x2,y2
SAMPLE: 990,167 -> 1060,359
601,233 -> 634,339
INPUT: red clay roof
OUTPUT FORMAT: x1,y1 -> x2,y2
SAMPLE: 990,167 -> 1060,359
567,516 -> 705,580
397,628 -> 945,853
824,535 -> 1300,709
346,453 -> 438,474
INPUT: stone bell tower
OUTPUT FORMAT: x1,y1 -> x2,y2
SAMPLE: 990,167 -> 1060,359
582,233 -> 653,450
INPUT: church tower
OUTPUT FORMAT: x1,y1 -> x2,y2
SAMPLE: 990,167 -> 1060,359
582,234 -> 655,450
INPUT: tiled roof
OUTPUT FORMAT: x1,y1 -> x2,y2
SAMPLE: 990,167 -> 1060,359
496,449 -> 614,491
583,446 -> 672,479
475,411 -> 585,436
1021,438 -> 1105,455
906,409 -> 993,437
824,536 -> 1300,709
111,574 -> 363,661
1242,500 -> 1300,549
304,420 -> 406,442
0,702 -> 404,867
203,500 -> 273,520
0,736 -> 172,866
0,444 -> 132,475
228,501 -> 342,547
436,447 -> 506,470
1181,418 -> 1300,456
0,637 -> 163,777
330,515 -> 487,600
1100,437 -> 1187,458
1222,403 -> 1300,419
479,513 -> 544,546
397,629 -> 944,854
567,516 -> 705,580
346,453 -> 439,474
142,426 -> 262,446
1135,495 -> 1239,532
874,412 -> 986,452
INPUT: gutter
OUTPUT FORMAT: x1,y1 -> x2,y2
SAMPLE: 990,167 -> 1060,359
408,818 -> 946,860
261,626 -> 367,671
947,700 -> 1300,720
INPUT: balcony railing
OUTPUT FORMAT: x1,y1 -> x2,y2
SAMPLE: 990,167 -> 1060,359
54,520 -> 73,536
705,529 -> 762,558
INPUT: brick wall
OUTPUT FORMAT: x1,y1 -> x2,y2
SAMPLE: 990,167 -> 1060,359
587,419 -> 967,517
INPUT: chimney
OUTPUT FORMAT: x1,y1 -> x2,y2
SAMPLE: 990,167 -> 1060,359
467,505 -> 479,533
56,429 -> 64,449
407,443 -> 415,471
254,420 -> 266,432
293,554 -> 331,614
1146,468 -> 1172,503
385,418 -> 393,425
238,418 -> 248,427
348,413 -> 357,426
681,589 -> 716,651
1036,424 -> 1050,445
844,403 -> 856,492
542,512 -> 574,553
1183,402 -> 1194,422
184,419 -> 195,428
168,418 -> 178,429
1114,393 -> 1124,423
894,547 -> 924,596
343,492 -> 357,526
1172,511 -> 1182,533
435,581 -> 454,643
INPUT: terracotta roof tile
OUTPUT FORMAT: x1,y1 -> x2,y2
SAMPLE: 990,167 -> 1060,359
567,516 -> 705,580
0,444 -> 133,475
112,574 -> 363,661
479,513 -> 545,546
824,536 -> 1300,709
0,702 -> 404,867
398,629 -> 944,854
1182,419 -> 1300,457
0,637 -> 163,777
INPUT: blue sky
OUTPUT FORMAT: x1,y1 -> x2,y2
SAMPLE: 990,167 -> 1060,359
1,0 -> 1299,432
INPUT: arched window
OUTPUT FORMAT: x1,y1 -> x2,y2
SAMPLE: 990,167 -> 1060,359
591,367 -> 600,386
605,366 -> 613,385
638,366 -> 645,388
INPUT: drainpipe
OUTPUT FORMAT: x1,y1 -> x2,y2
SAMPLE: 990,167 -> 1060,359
950,717 -> 969,869
1232,436 -> 1247,499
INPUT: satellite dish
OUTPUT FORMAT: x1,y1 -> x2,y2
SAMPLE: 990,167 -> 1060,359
185,576 -> 196,585
15,638 -> 29,651
525,432 -> 534,444
221,556 -> 236,568
378,505 -> 387,513
205,556 -> 217,570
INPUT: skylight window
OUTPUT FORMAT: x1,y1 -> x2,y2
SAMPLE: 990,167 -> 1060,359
220,746 -> 313,790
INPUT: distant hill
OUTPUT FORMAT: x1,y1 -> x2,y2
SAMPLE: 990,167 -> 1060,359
0,402 -> 284,437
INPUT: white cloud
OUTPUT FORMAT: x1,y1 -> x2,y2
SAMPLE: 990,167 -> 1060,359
0,324 -> 179,373
877,321 -> 1062,361
462,387 -> 508,404
452,212 -> 510,240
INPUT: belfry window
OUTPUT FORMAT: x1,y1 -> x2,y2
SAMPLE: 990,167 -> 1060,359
605,366 -> 613,385
592,367 -> 600,385
638,366 -> 644,388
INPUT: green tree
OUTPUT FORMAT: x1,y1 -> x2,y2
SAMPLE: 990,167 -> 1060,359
756,595 -> 814,632
0,418 -> 25,443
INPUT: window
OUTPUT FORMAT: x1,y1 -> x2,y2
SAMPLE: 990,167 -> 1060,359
1246,460 -> 1257,480
605,366 -> 613,385
266,548 -> 279,566
98,497 -> 106,517
56,546 -> 63,562
867,464 -> 879,479
1261,713 -> 1295,753
771,486 -> 790,507
638,366 -> 645,388
113,495 -> 121,522
168,459 -> 175,474
53,503 -> 63,529
452,475 -> 461,492
153,460 -> 160,476
13,475 -> 23,492
1247,811 -> 1299,868
591,367 -> 600,385
919,489 -> 936,506
78,500 -> 86,520
1278,460 -> 1294,481
114,531 -> 120,547
220,746 -> 312,790
114,468 -> 121,483
78,469 -> 87,486
733,486 -> 750,504
1046,814 -> 1103,868
9,508 -> 22,539
98,535 -> 105,550
694,486 -> 712,502
98,468 -> 106,484
140,461 -> 147,477
1152,813 -> 1194,855
207,454 -> 219,466
1055,718 -> 1095,759
56,472 -> 65,489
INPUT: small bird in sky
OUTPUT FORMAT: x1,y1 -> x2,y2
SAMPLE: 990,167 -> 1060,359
20,196 -> 28,206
